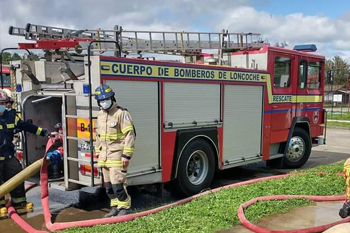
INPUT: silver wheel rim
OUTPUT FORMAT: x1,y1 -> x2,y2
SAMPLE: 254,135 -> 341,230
186,150 -> 209,185
286,136 -> 305,162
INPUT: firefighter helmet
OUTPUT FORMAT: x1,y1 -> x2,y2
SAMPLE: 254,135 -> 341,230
6,97 -> 14,103
94,85 -> 115,101
0,90 -> 9,103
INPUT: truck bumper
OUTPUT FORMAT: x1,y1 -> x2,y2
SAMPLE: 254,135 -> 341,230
313,136 -> 326,146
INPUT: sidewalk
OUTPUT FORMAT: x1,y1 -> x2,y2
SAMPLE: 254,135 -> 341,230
328,119 -> 350,123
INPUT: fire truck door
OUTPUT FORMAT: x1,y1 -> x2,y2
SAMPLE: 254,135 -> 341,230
296,58 -> 323,127
296,59 -> 308,118
270,53 -> 296,132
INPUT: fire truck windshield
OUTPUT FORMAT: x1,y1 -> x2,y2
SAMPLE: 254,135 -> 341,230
1,73 -> 11,87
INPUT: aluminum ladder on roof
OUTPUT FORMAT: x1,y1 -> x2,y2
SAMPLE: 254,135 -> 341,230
9,23 -> 267,55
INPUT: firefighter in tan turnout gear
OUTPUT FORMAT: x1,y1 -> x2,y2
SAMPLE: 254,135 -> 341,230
339,158 -> 350,218
94,85 -> 135,218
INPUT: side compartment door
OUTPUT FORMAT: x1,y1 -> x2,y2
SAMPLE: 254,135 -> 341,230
223,85 -> 263,163
105,80 -> 159,174
163,82 -> 221,127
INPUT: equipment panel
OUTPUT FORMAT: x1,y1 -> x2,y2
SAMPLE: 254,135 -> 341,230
105,80 -> 159,174
223,85 -> 263,163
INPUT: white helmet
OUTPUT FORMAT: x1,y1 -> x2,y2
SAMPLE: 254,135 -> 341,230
0,89 -> 9,103
2,89 -> 11,99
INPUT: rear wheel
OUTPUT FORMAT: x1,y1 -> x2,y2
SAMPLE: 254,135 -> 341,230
283,127 -> 311,168
175,139 -> 215,196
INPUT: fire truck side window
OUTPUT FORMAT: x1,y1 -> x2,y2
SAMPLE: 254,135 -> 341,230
307,62 -> 320,89
298,61 -> 307,89
274,57 -> 291,88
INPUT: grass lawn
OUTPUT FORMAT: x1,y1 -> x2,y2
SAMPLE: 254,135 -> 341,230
327,121 -> 350,129
64,162 -> 345,233
327,111 -> 350,121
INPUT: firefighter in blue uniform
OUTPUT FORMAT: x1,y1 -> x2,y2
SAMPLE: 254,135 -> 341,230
0,90 -> 51,214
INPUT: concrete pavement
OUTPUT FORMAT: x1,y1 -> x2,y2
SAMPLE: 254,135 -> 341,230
328,119 -> 350,123
313,128 -> 350,154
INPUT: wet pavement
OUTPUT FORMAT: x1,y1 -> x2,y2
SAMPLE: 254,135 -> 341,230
218,201 -> 345,233
0,205 -> 111,233
0,183 -> 178,233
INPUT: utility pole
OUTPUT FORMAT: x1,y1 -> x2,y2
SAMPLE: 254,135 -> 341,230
348,75 -> 350,113
329,70 -> 334,118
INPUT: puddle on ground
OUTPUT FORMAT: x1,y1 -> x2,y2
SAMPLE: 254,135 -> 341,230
0,207 -> 110,233
0,185 -> 176,233
217,201 -> 345,233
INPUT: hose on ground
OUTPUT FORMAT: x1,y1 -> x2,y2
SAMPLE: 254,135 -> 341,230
7,158 -> 350,232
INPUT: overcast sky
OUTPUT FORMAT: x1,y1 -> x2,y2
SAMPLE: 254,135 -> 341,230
1,0 -> 350,61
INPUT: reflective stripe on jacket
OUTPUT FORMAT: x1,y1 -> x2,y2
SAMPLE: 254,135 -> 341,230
95,104 -> 135,165
0,109 -> 44,157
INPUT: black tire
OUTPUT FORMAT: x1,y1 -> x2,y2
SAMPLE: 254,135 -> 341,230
175,138 -> 215,197
283,127 -> 311,168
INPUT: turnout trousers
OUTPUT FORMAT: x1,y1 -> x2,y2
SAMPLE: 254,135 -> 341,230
0,156 -> 26,206
102,166 -> 131,210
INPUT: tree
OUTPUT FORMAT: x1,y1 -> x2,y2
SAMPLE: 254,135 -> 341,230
1,52 -> 12,64
1,52 -> 23,64
11,53 -> 22,61
325,56 -> 350,85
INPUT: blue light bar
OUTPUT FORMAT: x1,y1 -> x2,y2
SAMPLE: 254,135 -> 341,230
16,84 -> 22,92
293,44 -> 317,52
83,84 -> 90,94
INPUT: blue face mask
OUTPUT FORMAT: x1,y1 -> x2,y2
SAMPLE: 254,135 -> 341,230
0,105 -> 6,115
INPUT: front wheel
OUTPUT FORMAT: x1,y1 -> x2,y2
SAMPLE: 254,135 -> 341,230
175,139 -> 215,197
283,127 -> 311,168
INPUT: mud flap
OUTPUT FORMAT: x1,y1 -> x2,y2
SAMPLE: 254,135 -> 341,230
266,157 -> 283,169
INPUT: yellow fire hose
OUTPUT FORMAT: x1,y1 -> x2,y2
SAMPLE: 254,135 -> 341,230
0,158 -> 50,199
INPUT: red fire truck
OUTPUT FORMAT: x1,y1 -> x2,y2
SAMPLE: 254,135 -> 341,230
7,24 -> 325,196
0,66 -> 12,91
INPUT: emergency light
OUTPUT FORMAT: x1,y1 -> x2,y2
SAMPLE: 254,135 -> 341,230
83,84 -> 90,94
16,84 -> 22,92
293,44 -> 317,52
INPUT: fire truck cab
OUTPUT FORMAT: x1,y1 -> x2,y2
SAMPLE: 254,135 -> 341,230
5,24 -> 325,196
228,44 -> 324,167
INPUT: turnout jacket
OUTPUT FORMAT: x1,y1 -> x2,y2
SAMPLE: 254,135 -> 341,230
0,109 -> 45,159
95,104 -> 135,167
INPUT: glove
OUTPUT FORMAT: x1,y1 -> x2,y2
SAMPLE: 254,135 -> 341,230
13,128 -> 22,134
46,150 -> 62,165
41,128 -> 51,137
340,201 -> 350,218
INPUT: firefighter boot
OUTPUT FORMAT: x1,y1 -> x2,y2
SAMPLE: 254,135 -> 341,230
339,201 -> 350,218
0,205 -> 7,215
116,208 -> 130,217
104,207 -> 119,218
